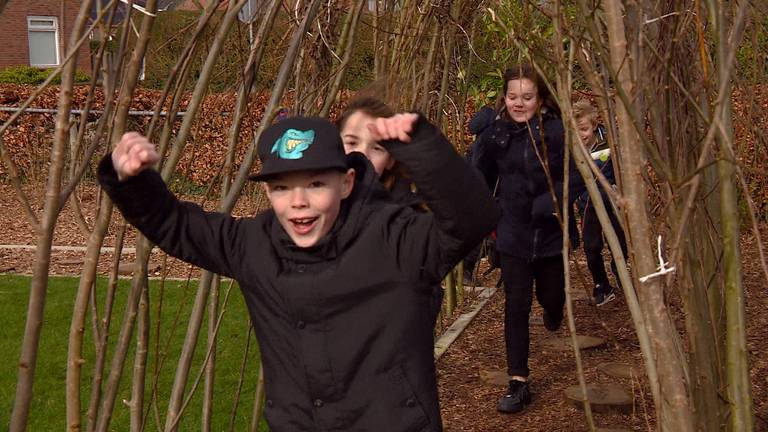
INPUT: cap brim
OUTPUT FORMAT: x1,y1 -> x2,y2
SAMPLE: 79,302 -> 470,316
247,169 -> 277,182
247,173 -> 273,182
248,162 -> 349,182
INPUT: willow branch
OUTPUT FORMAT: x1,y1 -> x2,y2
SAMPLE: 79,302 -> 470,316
12,1 -> 95,430
319,0 -> 366,117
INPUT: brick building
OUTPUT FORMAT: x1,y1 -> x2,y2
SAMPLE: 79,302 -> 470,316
0,0 -> 92,73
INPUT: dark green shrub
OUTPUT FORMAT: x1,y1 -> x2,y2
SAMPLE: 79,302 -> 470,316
143,10 -> 377,92
143,11 -> 249,92
737,15 -> 768,83
0,66 -> 44,84
0,66 -> 90,85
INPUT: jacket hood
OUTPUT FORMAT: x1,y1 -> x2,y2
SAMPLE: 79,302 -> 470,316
270,152 -> 391,263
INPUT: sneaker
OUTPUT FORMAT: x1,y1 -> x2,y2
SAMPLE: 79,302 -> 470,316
543,309 -> 563,331
497,380 -> 531,413
593,283 -> 616,307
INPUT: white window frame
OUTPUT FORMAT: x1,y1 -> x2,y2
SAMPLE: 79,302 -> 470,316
27,16 -> 61,67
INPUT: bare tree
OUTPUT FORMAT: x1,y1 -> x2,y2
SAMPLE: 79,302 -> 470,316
9,1 -> 96,430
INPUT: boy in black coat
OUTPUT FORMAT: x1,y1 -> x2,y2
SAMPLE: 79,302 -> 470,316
99,114 -> 497,431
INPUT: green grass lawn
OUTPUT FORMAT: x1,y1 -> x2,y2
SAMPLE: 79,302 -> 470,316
0,274 -> 268,431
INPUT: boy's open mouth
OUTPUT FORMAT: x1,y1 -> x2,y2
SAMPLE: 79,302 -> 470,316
290,217 -> 318,235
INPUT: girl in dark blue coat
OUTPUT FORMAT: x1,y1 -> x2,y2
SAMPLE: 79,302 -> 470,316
473,64 -> 575,414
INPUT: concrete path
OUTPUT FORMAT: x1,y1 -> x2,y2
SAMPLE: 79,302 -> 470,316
434,286 -> 498,360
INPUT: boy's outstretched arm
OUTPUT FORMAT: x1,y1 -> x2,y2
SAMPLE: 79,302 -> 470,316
99,133 -> 248,279
370,114 -> 499,283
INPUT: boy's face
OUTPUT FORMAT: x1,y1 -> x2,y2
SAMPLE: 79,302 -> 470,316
576,118 -> 597,146
264,168 -> 355,248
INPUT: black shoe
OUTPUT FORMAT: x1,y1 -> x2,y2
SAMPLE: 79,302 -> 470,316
593,283 -> 616,307
543,309 -> 563,331
497,380 -> 531,413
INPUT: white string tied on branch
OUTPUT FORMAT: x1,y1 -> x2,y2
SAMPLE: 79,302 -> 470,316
643,10 -> 692,25
639,235 -> 677,283
120,0 -> 157,17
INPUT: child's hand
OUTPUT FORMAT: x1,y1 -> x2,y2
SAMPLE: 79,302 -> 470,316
112,132 -> 160,181
367,113 -> 419,143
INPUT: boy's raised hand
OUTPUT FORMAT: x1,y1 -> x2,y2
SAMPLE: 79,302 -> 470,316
367,113 -> 419,144
112,132 -> 160,181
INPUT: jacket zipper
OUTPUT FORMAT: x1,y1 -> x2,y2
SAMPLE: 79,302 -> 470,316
525,126 -> 538,261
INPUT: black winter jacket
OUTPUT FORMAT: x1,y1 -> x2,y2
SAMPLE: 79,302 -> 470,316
98,116 -> 497,432
473,113 -> 576,260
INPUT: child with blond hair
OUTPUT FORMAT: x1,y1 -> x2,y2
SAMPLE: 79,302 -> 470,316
572,99 -> 627,306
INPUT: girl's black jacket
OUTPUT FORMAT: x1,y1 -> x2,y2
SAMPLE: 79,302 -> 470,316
98,115 -> 497,432
472,112 -> 578,260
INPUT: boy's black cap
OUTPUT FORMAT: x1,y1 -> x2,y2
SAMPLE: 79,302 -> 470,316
249,116 -> 348,182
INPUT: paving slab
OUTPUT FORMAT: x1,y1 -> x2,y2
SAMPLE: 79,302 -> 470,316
542,335 -> 606,351
478,368 -> 512,386
597,362 -> 639,379
564,383 -> 633,413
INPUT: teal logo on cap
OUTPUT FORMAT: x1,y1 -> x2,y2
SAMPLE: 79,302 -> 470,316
271,129 -> 315,160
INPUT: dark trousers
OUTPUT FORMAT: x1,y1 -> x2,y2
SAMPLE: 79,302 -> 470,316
462,241 -> 482,276
582,201 -> 627,287
500,253 -> 565,377
430,285 -> 444,327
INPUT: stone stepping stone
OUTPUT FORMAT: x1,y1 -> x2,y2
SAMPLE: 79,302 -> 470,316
564,383 -> 632,413
478,368 -> 512,386
597,362 -> 639,379
567,289 -> 591,302
118,262 -> 137,275
60,258 -> 85,266
542,335 -> 605,351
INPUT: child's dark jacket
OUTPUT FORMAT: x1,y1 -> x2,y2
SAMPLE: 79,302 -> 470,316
573,125 -> 617,211
98,116 -> 497,432
472,113 -> 578,260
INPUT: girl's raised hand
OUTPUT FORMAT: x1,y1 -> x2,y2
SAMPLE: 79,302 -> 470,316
112,132 -> 160,181
367,113 -> 419,144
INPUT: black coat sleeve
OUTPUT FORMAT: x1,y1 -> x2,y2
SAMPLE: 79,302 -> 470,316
470,128 -> 499,192
469,106 -> 496,135
97,155 -> 251,279
380,115 -> 499,284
